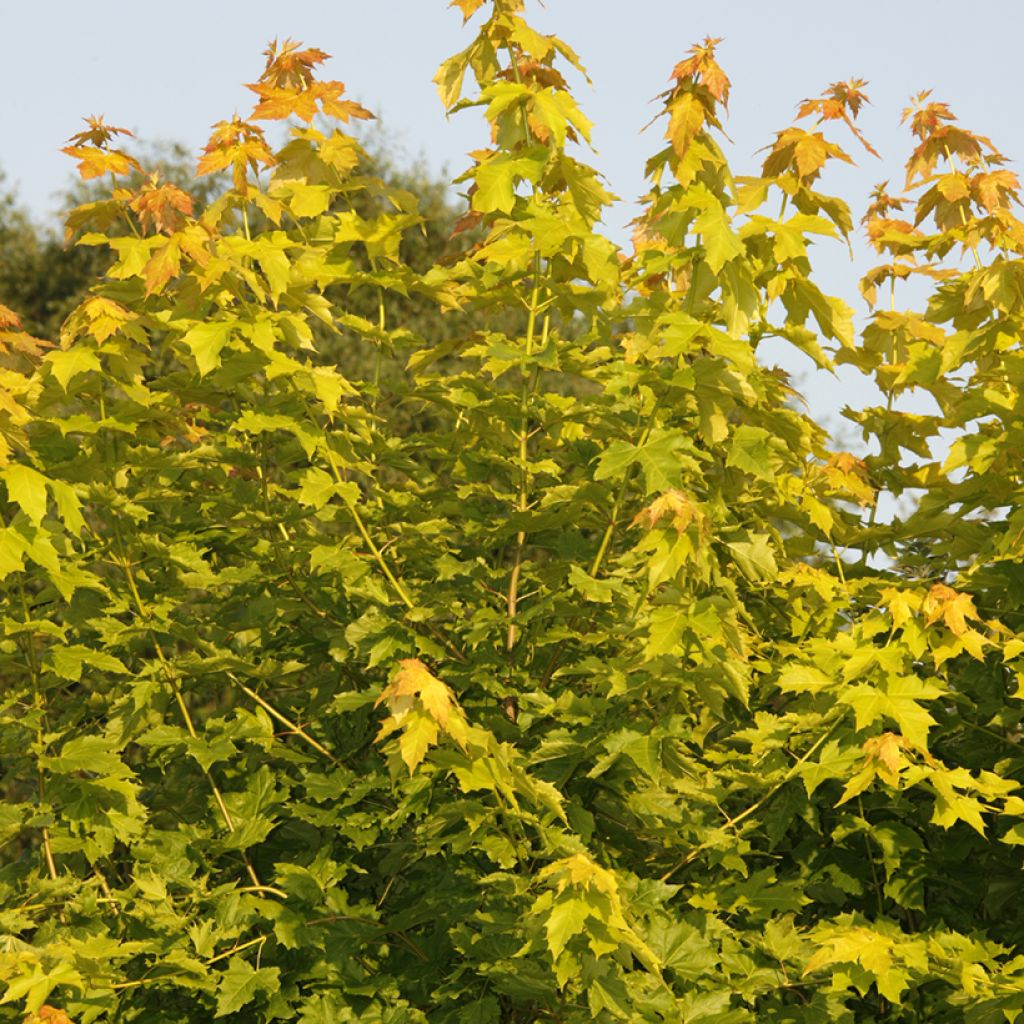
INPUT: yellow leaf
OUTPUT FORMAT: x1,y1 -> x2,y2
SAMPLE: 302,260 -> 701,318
418,675 -> 453,729
923,583 -> 978,637
959,628 -> 987,661
1003,638 -> 1024,662
398,709 -> 438,774
864,732 -> 906,775
881,587 -> 920,630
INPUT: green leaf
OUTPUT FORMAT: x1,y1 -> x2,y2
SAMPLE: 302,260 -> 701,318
458,997 -> 501,1024
568,565 -> 615,603
776,664 -> 833,692
472,154 -> 543,214
297,467 -> 338,510
645,606 -> 685,660
693,195 -> 744,274
1,464 -> 48,526
545,896 -> 590,959
181,321 -> 233,376
50,644 -> 130,682
0,526 -> 26,578
726,426 -> 774,482
726,533 -> 778,582
215,957 -> 280,1017
48,478 -> 86,534
594,430 -> 688,494
254,240 -> 291,301
45,347 -> 102,390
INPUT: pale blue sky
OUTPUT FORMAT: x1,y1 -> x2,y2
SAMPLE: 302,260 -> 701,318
3,1 -> 1022,438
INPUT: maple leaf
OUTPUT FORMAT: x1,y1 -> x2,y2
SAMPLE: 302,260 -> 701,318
797,79 -> 879,159
450,208 -> 483,239
255,39 -> 331,90
923,583 -> 979,637
64,114 -> 133,149
864,181 -> 906,222
143,238 -> 181,295
901,91 -> 955,141
822,452 -> 875,505
318,93 -> 374,125
451,0 -> 487,20
245,38 -> 375,125
377,658 -> 463,735
901,93 -> 1003,187
25,1007 -> 75,1024
861,181 -> 923,255
374,659 -> 464,774
250,81 -> 373,124
863,732 -> 908,778
881,587 -> 922,630
78,296 -> 134,344
129,175 -> 194,235
670,36 -> 730,108
62,116 -> 143,181
972,168 -> 1020,213
0,304 -> 50,358
762,128 -> 853,183
632,489 -> 708,537
509,59 -> 569,93
0,303 -> 22,331
197,117 -> 276,193
665,92 -> 706,162
61,146 -> 142,182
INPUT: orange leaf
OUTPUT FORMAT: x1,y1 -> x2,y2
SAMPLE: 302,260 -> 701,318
129,175 -> 193,234
143,239 -> 181,295
255,39 -> 331,90
197,117 -> 276,193
671,36 -> 730,108
632,489 -> 707,536
864,732 -> 907,775
65,115 -> 133,148
25,1007 -> 74,1024
972,169 -> 1020,213
0,303 -> 22,330
797,79 -> 879,159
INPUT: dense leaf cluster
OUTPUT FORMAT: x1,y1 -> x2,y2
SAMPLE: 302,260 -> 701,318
3,3 -> 1024,1022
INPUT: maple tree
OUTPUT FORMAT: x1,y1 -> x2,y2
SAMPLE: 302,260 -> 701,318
2,2 -> 1024,1022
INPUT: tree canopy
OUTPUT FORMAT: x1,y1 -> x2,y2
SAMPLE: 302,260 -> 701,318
2,5 -> 1024,1024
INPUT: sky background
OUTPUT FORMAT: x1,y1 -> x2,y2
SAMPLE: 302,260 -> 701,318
3,0 -> 1022,447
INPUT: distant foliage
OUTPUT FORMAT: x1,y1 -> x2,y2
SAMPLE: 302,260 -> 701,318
3,3 -> 1024,1022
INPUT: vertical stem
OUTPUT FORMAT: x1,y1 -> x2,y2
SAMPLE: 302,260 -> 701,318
304,393 -> 466,663
943,146 -> 982,271
506,260 -> 545,654
16,575 -> 58,880
372,284 -> 386,414
111,519 -> 259,888
589,395 -> 663,579
858,387 -> 895,567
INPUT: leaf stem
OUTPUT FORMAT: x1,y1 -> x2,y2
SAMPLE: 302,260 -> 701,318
312,404 -> 467,663
659,714 -> 845,882
231,675 -> 337,763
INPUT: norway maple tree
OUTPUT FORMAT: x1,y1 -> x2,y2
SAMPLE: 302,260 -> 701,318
3,2 -> 1024,1022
